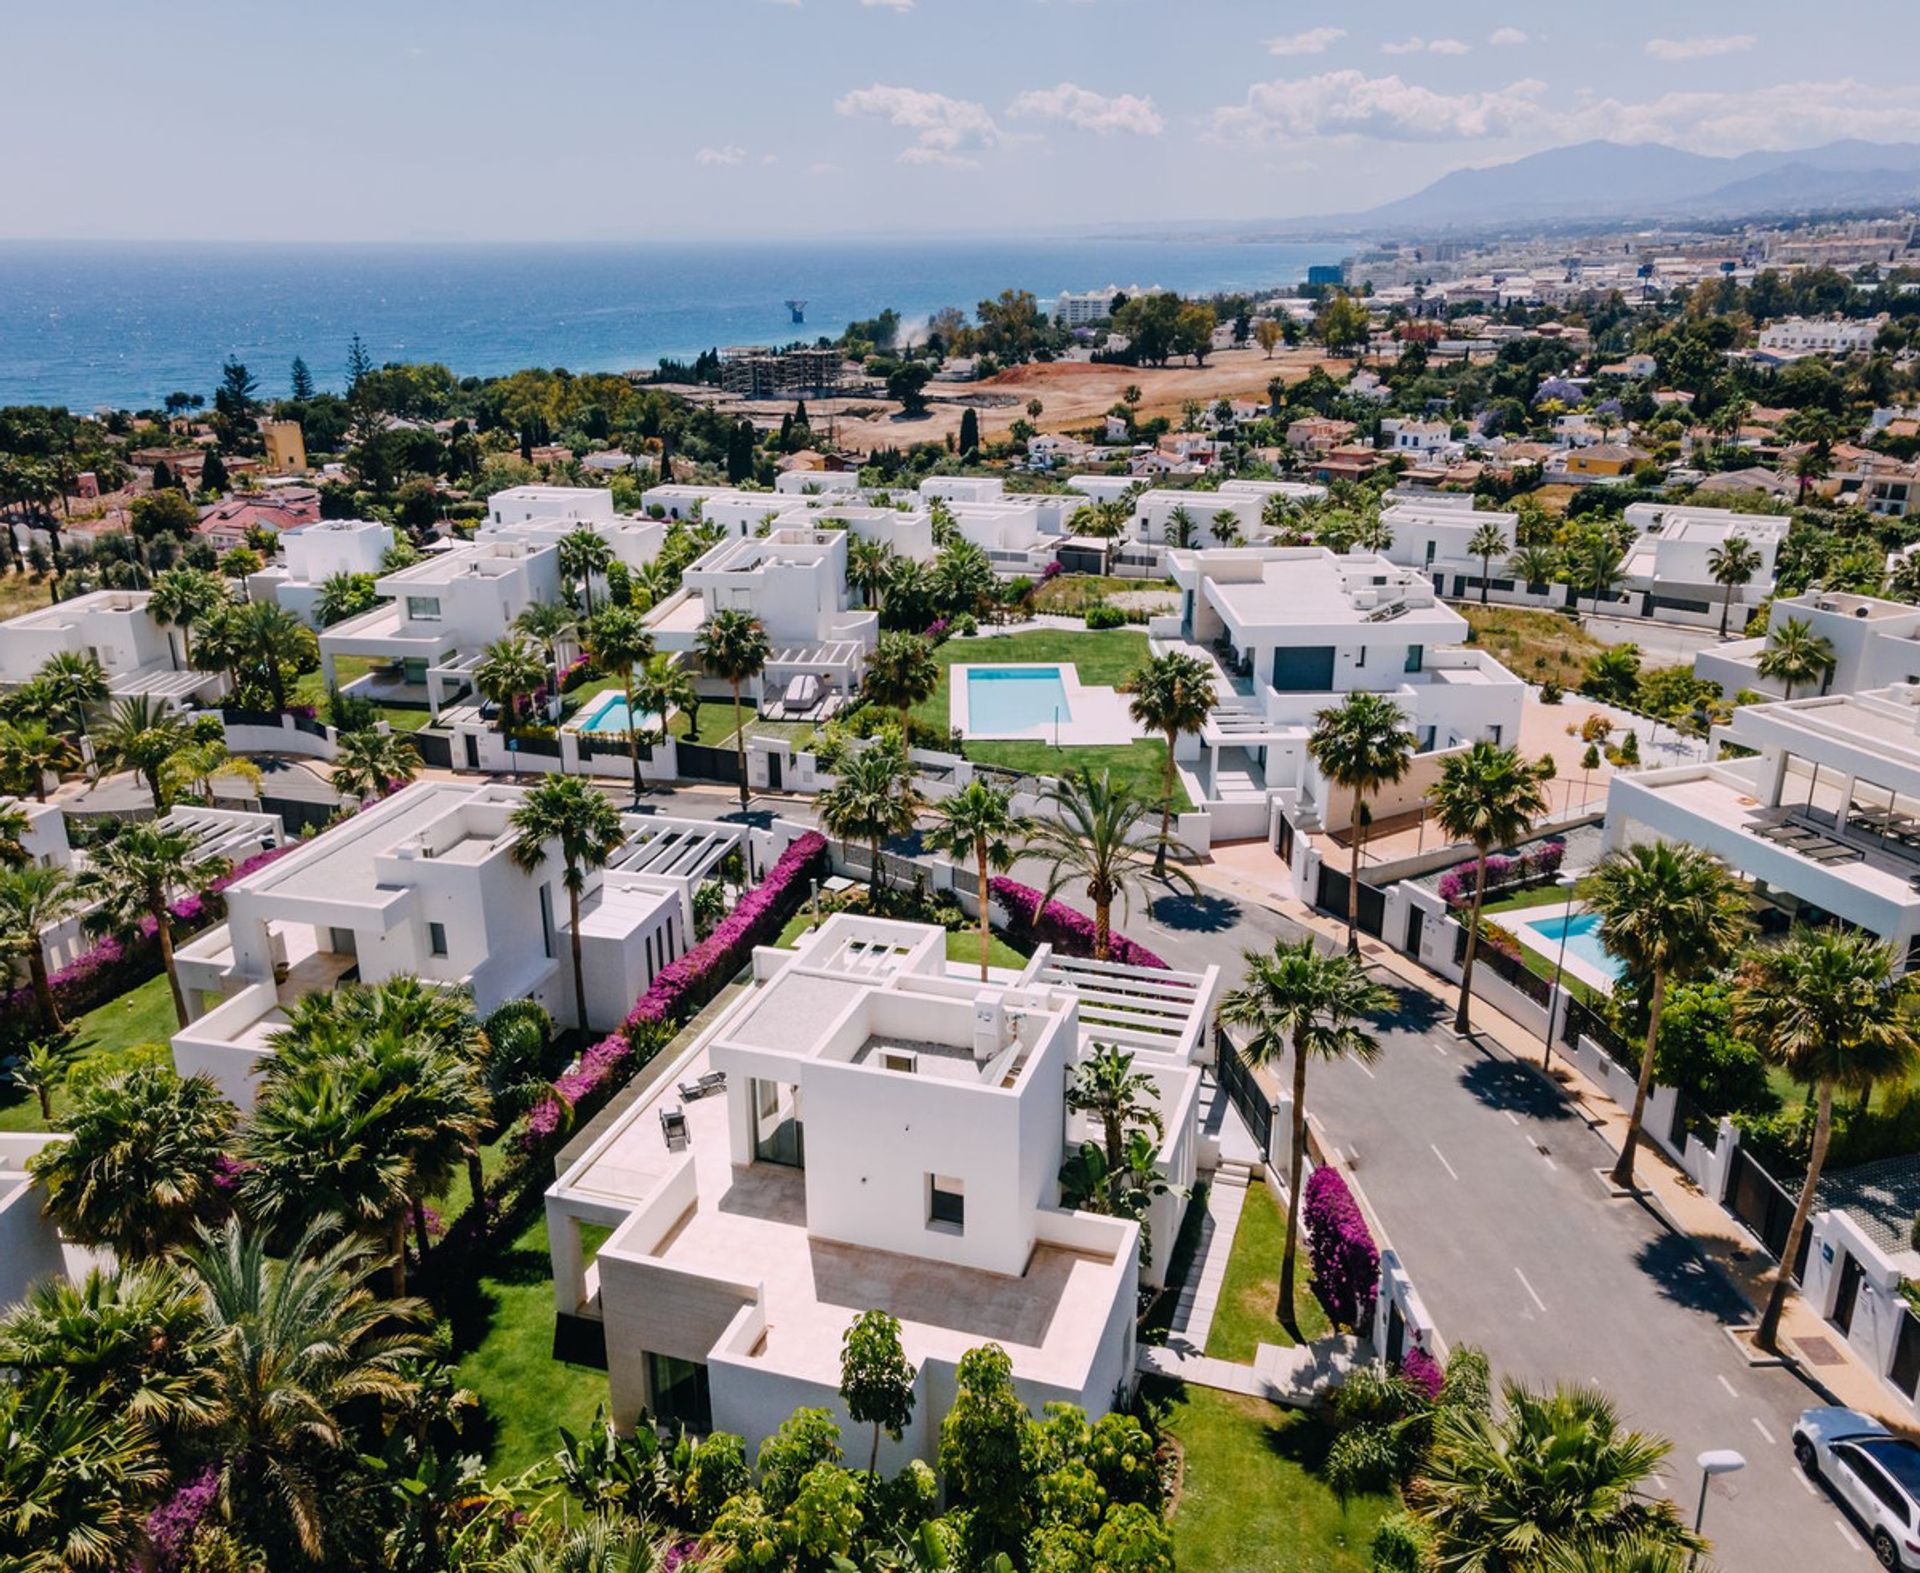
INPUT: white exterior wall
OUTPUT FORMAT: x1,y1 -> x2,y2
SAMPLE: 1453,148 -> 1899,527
281,520 -> 394,583
487,485 -> 618,529
374,543 -> 564,650
0,592 -> 173,683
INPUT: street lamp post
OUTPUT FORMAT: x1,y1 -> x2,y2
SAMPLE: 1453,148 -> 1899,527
1541,870 -> 1581,1073
1692,1449 -> 1746,1562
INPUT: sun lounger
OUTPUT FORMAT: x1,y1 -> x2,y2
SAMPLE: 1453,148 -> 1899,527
677,1070 -> 727,1102
660,1105 -> 690,1150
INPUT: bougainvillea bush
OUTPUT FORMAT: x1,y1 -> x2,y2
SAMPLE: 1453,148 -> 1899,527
987,878 -> 1168,970
1302,1165 -> 1380,1333
1399,1344 -> 1444,1403
1436,841 -> 1565,907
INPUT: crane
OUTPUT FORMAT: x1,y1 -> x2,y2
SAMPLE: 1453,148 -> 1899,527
784,299 -> 807,324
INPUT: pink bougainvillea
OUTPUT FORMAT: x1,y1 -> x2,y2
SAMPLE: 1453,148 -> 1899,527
987,877 -> 1168,970
1303,1165 -> 1380,1334
1437,842 -> 1565,907
1400,1344 -> 1444,1403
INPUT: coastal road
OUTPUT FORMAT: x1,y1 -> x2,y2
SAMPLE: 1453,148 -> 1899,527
1309,998 -> 1878,1573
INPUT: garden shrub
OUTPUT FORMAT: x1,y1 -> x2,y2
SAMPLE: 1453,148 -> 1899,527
1435,841 -> 1564,907
1370,1513 -> 1435,1572
1302,1165 -> 1379,1333
1399,1345 -> 1444,1403
1084,603 -> 1128,630
987,878 -> 1168,969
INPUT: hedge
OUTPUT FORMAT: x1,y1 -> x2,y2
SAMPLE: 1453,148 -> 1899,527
1302,1165 -> 1380,1334
1436,841 -> 1565,907
987,877 -> 1168,970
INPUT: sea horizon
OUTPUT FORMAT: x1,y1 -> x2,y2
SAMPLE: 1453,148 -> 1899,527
0,236 -> 1347,412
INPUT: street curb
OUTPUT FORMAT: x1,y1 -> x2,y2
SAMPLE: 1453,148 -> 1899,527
1726,1326 -> 1792,1368
1591,1166 -> 1645,1201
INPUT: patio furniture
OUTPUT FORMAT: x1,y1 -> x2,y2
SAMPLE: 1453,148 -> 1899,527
677,1070 -> 727,1102
659,1105 -> 689,1151
1803,842 -> 1864,864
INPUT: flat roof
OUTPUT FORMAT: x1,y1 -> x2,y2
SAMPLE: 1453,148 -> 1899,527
233,781 -> 475,904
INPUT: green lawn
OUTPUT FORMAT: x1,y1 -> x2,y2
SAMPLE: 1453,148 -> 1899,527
775,907 -> 1028,971
1206,1179 -> 1330,1362
0,973 -> 180,1133
291,656 -> 437,733
1158,1382 -> 1396,1573
450,1210 -> 611,1481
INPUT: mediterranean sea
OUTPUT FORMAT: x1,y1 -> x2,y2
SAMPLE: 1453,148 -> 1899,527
0,237 -> 1348,412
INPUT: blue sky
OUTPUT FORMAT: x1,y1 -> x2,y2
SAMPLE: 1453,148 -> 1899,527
5,0 -> 1917,241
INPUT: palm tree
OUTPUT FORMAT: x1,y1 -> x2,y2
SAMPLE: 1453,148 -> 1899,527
314,571 -> 376,628
1210,508 -> 1244,547
1065,1042 -> 1164,1214
0,719 -> 73,800
1706,534 -> 1762,638
924,778 -> 1023,979
846,536 -> 897,610
9,1039 -> 67,1121
511,775 -> 627,1032
0,864 -> 80,1030
36,650 -> 106,740
1468,519 -> 1509,604
863,630 -> 940,738
1309,692 -> 1417,954
1413,1379 -> 1703,1571
1027,770 -> 1196,962
1572,530 -> 1628,618
1506,544 -> 1561,596
73,822 -> 217,1028
497,1517 -> 671,1573
695,608 -> 772,810
234,600 -> 315,712
516,601 -> 577,695
27,1063 -> 236,1258
92,694 -> 194,810
147,565 -> 229,666
559,527 -> 615,615
0,799 -> 29,867
1165,504 -> 1198,549
633,649 -> 698,747
474,635 -> 548,733
1585,843 -> 1747,1190
1734,929 -> 1920,1352
586,604 -> 657,804
159,737 -> 262,808
331,728 -> 420,801
1431,742 -> 1550,1034
185,1216 -> 429,1558
1756,617 -> 1835,701
0,1372 -> 167,1573
1125,651 -> 1217,878
819,742 -> 922,900
1219,938 -> 1393,1331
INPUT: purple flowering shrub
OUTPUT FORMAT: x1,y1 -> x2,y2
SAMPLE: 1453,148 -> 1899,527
1435,841 -> 1565,907
1303,1165 -> 1380,1333
144,1467 -> 220,1573
987,878 -> 1168,969
1399,1344 -> 1444,1403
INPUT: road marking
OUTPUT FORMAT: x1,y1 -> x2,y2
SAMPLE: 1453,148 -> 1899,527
1799,1471 -> 1818,1496
1540,1152 -> 1557,1171
1836,1519 -> 1856,1547
1433,1038 -> 1449,1055
1504,1110 -> 1520,1125
1514,1267 -> 1548,1312
1752,1416 -> 1777,1446
1717,1374 -> 1739,1398
1430,1144 -> 1459,1181
1351,1058 -> 1376,1080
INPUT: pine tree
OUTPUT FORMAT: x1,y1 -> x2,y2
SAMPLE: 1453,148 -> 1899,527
289,356 -> 314,401
727,420 -> 754,483
959,407 -> 980,457
200,448 -> 229,494
151,460 -> 175,492
345,333 -> 372,389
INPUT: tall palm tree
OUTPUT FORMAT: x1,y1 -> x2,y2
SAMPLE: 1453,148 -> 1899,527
1413,1380 -> 1703,1572
515,601 -> 577,696
234,600 -> 316,712
73,821 -> 218,1028
695,608 -> 772,810
819,742 -> 922,900
632,649 -> 698,747
1065,1042 -> 1164,1213
1125,650 -> 1217,877
1165,504 -> 1198,549
1706,534 -> 1762,639
846,536 -> 897,610
1309,692 -> 1417,954
1027,770 -> 1197,962
559,527 -> 615,615
0,1372 -> 168,1573
1219,938 -> 1392,1332
924,778 -> 1023,979
1572,530 -> 1628,618
92,694 -> 194,810
1585,843 -> 1747,1190
0,863 -> 80,1030
863,631 -> 940,738
36,650 -> 106,741
1507,544 -> 1561,595
510,775 -> 627,1032
585,604 -> 657,804
330,727 -> 420,801
185,1216 -> 428,1559
0,719 -> 73,800
1734,929 -> 1920,1352
1431,742 -> 1550,1034
147,565 -> 229,667
28,1063 -> 236,1258
474,635 -> 548,734
1468,519 -> 1509,604
1756,617 -> 1836,701
1210,508 -> 1244,547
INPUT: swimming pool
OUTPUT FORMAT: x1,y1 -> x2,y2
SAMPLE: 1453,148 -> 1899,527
579,695 -> 658,736
965,667 -> 1071,735
1519,910 -> 1624,983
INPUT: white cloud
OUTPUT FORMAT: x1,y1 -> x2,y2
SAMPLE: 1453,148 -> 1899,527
1488,27 -> 1528,46
694,145 -> 747,167
1644,35 -> 1757,61
860,0 -> 914,9
1564,78 -> 1920,152
1208,71 -> 1546,143
1006,82 -> 1163,137
835,83 -> 1006,164
1382,36 -> 1470,56
1266,26 -> 1345,57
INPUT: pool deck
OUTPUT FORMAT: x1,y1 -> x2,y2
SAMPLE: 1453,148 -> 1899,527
949,662 -> 1141,746
1508,900 -> 1620,995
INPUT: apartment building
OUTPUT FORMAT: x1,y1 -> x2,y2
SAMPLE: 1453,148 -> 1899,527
544,911 -> 1216,1455
0,590 -> 222,706
169,782 -> 743,1106
1695,589 -> 1920,701
1757,315 -> 1883,356
251,519 -> 396,628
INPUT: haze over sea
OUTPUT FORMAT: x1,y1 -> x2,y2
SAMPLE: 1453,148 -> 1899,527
0,238 -> 1345,412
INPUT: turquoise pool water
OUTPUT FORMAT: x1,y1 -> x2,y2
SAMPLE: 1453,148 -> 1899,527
1522,911 -> 1623,983
967,667 -> 1070,734
581,695 -> 654,735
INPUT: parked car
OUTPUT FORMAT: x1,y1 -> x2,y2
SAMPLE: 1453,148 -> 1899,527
1794,1405 -> 1920,1569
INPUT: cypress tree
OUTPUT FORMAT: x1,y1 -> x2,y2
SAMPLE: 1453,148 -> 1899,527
289,356 -> 314,401
959,407 -> 980,457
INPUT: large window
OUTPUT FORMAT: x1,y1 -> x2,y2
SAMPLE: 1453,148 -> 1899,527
647,1353 -> 712,1432
1271,646 -> 1337,693
928,1174 -> 965,1231
406,596 -> 442,621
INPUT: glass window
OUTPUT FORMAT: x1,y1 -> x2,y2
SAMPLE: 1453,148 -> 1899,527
1405,644 -> 1424,673
929,1175 -> 965,1230
406,596 -> 442,621
647,1353 -> 712,1432
428,922 -> 448,957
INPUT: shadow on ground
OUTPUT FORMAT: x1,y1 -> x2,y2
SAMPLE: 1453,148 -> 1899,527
1457,1057 -> 1581,1124
1382,984 -> 1447,1036
1150,891 -> 1241,934
1633,1230 -> 1754,1324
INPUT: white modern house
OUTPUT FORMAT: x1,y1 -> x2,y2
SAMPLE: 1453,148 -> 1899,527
1757,316 -> 1883,356
1605,685 -> 1920,970
1378,499 -> 1541,605
317,540 -> 563,719
0,1133 -> 104,1311
1695,589 -> 1920,701
478,485 -> 668,580
643,528 -> 877,706
0,590 -> 221,706
253,519 -> 396,628
168,782 -> 743,1105
1618,507 -> 1789,629
1129,481 -> 1327,547
544,910 -> 1216,1454
1154,546 -> 1526,837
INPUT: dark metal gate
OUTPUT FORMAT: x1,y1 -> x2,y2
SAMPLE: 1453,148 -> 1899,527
1216,1027 -> 1274,1157
677,740 -> 742,785
1315,865 -> 1385,938
1726,1146 -> 1810,1281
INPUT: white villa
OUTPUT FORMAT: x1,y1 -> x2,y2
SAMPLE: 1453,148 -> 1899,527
1378,498 -> 1536,606
1154,546 -> 1525,837
1605,685 -> 1920,971
317,540 -> 563,719
1129,481 -> 1327,548
1696,589 -> 1920,701
1618,504 -> 1789,630
543,910 -> 1218,1455
252,518 -> 396,628
0,590 -> 222,706
0,1133 -> 103,1311
478,485 -> 668,581
168,781 -> 743,1106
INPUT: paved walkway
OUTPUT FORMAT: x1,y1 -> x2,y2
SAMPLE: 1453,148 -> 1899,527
1162,1163 -> 1250,1351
